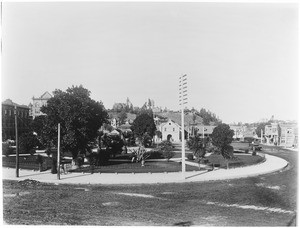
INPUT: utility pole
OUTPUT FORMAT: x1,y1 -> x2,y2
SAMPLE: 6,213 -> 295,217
57,123 -> 61,180
179,74 -> 187,178
14,106 -> 19,177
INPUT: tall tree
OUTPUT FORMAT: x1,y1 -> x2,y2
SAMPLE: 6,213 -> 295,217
131,112 -> 156,141
40,85 -> 108,158
211,123 -> 234,169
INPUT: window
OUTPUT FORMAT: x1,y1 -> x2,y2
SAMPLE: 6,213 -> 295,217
169,123 -> 171,125
165,128 -> 167,131
4,110 -> 7,115
173,128 -> 175,131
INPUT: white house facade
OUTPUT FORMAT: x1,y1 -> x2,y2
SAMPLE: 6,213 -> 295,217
29,91 -> 52,119
159,119 -> 180,142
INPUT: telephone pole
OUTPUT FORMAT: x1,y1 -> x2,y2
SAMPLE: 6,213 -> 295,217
14,106 -> 19,177
57,123 -> 61,180
179,74 -> 187,178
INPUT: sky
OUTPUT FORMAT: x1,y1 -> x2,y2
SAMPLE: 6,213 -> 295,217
1,1 -> 299,124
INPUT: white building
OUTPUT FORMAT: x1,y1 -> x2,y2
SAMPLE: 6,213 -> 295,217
279,123 -> 298,148
28,92 -> 52,119
159,119 -> 181,142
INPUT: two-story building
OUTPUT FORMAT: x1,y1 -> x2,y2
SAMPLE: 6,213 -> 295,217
230,125 -> 244,140
279,123 -> 298,148
28,91 -> 52,119
194,125 -> 216,138
2,99 -> 31,141
264,123 -> 279,145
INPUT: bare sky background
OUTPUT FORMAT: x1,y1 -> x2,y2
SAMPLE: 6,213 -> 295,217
1,2 -> 298,124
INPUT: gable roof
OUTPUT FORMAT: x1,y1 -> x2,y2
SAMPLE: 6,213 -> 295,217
160,119 -> 181,128
33,91 -> 53,100
195,125 -> 216,134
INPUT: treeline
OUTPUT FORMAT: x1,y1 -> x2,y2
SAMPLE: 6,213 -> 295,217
185,108 -> 222,125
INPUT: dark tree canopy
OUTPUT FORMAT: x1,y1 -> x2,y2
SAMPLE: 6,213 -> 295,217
198,108 -> 222,125
39,85 -> 108,157
211,123 -> 234,159
131,112 -> 156,140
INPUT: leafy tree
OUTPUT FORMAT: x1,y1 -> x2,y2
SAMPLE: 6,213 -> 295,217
155,130 -> 162,139
118,110 -> 127,125
187,135 -> 210,166
255,122 -> 269,137
131,112 -> 156,141
19,132 -> 41,154
198,108 -> 221,125
40,85 -> 108,158
211,123 -> 234,169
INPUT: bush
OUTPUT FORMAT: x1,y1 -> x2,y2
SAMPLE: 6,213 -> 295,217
75,156 -> 84,168
245,149 -> 249,154
2,142 -> 13,157
148,150 -> 163,159
35,154 -> 44,164
252,151 -> 257,156
187,154 -> 194,160
159,141 -> 175,161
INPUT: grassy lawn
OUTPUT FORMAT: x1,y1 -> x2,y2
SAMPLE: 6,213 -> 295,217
231,141 -> 250,151
71,160 -> 199,173
187,154 -> 264,169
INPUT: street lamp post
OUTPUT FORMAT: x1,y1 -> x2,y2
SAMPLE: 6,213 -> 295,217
179,74 -> 187,178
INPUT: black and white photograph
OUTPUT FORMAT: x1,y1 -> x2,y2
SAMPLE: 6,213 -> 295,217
1,0 -> 298,226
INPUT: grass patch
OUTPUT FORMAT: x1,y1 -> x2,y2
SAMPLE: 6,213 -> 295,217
188,154 -> 264,169
70,160 -> 199,173
206,154 -> 264,169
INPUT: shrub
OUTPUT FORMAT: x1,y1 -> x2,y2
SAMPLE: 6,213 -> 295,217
245,149 -> 249,154
252,151 -> 257,156
2,142 -> 13,157
75,156 -> 84,168
35,154 -> 44,164
36,154 -> 45,172
148,150 -> 163,159
159,141 -> 175,161
187,154 -> 194,160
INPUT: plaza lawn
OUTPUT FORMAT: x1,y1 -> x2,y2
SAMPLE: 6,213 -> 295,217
187,153 -> 264,169
69,160 -> 199,173
206,154 -> 264,169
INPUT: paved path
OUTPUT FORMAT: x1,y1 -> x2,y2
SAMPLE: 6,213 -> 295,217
2,152 -> 288,185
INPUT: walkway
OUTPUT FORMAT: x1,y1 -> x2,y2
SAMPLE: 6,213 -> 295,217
2,152 -> 288,185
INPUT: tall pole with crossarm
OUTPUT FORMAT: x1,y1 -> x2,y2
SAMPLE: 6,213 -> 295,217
179,74 -> 187,178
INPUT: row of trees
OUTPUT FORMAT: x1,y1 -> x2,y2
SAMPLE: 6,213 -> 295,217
12,85 -> 158,161
185,108 -> 222,125
10,85 -> 234,170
